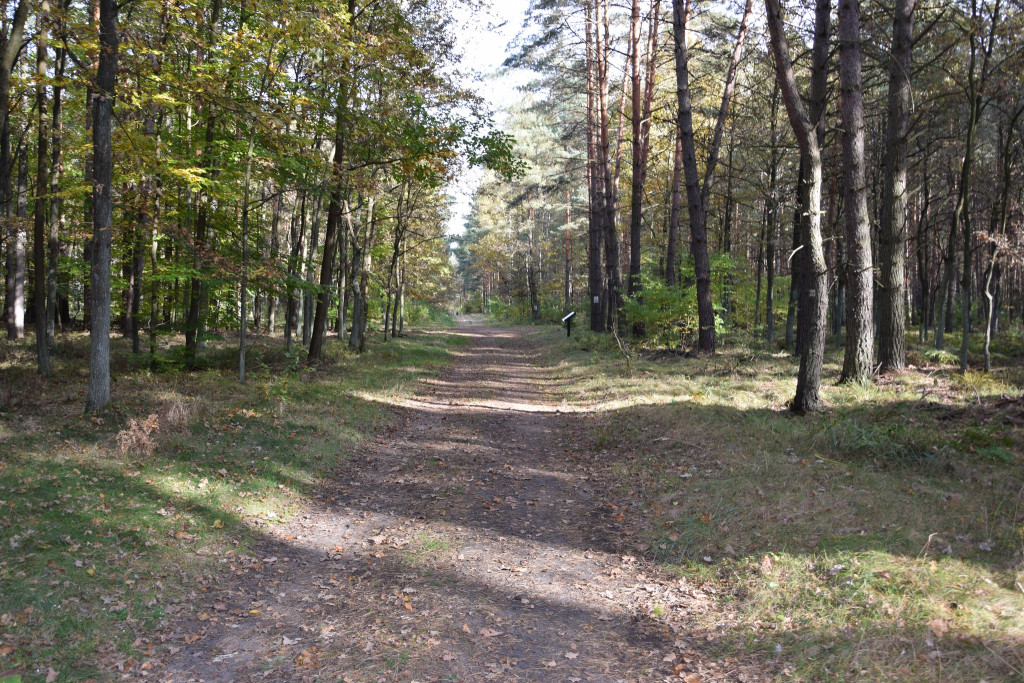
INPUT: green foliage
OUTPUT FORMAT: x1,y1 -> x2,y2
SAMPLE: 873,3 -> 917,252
405,302 -> 456,327
622,275 -> 694,346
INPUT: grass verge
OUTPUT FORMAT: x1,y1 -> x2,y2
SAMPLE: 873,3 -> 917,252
538,324 -> 1024,681
0,328 -> 456,681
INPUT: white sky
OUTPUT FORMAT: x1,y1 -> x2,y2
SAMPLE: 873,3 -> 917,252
446,0 -> 534,236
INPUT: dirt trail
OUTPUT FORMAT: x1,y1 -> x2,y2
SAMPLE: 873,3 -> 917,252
157,319 -> 764,682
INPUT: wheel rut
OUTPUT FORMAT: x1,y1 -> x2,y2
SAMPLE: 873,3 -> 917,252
156,320 -> 765,682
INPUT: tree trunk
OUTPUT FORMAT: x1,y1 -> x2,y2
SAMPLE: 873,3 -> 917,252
33,1 -> 51,375
286,190 -> 305,350
267,185 -> 281,334
665,124 -> 682,287
837,0 -> 874,384
585,0 -> 605,332
308,2 -> 355,361
46,40 -> 65,351
785,174 -> 801,352
598,0 -> 622,331
765,84 -> 780,343
673,0 -> 715,353
307,150 -> 345,361
302,189 -> 322,347
564,189 -> 572,310
626,0 -> 642,304
528,202 -> 539,320
916,158 -> 930,343
754,214 -> 764,329
766,0 -> 830,414
1,0 -> 29,340
5,145 -> 26,340
85,0 -> 117,412
877,0 -> 914,372
766,203 -> 776,344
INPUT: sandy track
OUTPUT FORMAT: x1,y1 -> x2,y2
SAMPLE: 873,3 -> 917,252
156,320 -> 764,682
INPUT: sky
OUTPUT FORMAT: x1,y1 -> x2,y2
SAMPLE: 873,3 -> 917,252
445,0 -> 534,237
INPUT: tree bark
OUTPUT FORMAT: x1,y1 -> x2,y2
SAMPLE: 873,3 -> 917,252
85,0 -> 117,412
309,1 -> 355,361
626,0 -> 642,304
766,0 -> 830,414
598,0 -> 622,331
877,0 -> 914,372
48,39 -> 65,348
837,0 -> 874,383
585,0 -> 605,331
5,144 -> 26,339
1,0 -> 29,340
665,124 -> 682,287
33,0 -> 51,375
564,188 -> 572,310
956,0 -> 999,370
673,0 -> 715,353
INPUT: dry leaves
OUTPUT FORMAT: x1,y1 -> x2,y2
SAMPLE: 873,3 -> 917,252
928,618 -> 949,638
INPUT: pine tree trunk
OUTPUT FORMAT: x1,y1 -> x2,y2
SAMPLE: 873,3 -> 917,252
33,1 -> 51,375
877,0 -> 914,372
665,125 -> 682,287
766,0 -> 830,414
672,0 -> 715,353
585,0 -> 605,331
1,1 -> 28,340
837,0 -> 874,383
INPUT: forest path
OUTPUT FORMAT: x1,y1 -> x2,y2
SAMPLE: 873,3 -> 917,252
158,319 -> 760,682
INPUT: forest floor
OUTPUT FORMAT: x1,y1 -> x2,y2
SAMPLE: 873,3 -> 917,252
2,317 -> 1024,681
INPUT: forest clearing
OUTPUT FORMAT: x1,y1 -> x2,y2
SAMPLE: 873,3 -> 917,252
2,319 -> 1024,681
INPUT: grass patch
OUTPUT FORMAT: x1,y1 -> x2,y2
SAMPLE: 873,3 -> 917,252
0,328 -> 453,679
534,322 -> 1024,681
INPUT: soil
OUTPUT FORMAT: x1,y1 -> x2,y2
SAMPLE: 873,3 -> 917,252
155,319 -> 770,682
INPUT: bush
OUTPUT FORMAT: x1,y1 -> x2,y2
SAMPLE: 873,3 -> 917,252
622,275 -> 694,347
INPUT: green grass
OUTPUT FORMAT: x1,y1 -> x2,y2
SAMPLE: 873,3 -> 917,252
0,328 -> 456,680
532,322 -> 1024,681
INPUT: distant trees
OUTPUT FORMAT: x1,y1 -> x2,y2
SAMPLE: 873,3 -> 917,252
0,0 -> 515,412
461,0 -> 1024,412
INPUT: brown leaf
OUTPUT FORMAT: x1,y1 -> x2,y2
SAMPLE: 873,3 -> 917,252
479,628 -> 503,638
295,647 -> 320,670
929,618 -> 949,638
